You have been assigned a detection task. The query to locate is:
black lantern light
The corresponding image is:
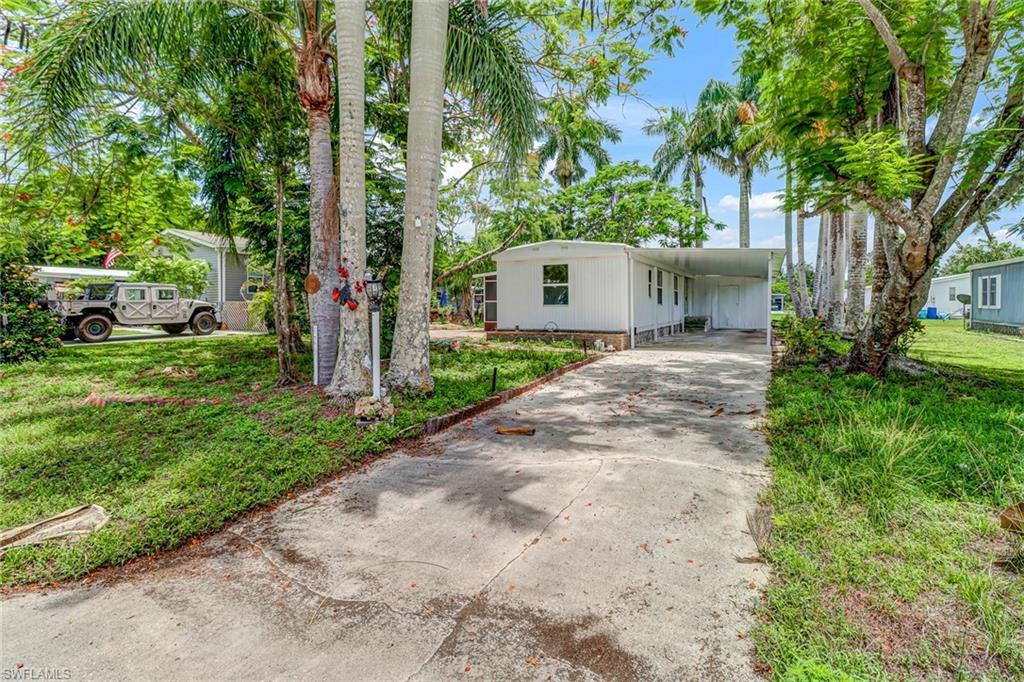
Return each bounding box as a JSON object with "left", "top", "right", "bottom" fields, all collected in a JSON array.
[{"left": 364, "top": 269, "right": 384, "bottom": 311}]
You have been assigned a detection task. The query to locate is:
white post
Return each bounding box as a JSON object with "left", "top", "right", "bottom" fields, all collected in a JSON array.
[{"left": 371, "top": 308, "right": 381, "bottom": 400}]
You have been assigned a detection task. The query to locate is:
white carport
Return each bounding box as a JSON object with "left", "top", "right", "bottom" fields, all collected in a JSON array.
[{"left": 628, "top": 247, "right": 782, "bottom": 349}]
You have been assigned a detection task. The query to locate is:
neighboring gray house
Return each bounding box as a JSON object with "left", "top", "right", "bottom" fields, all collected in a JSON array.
[
  {"left": 968, "top": 255, "right": 1024, "bottom": 336},
  {"left": 163, "top": 229, "right": 264, "bottom": 331}
]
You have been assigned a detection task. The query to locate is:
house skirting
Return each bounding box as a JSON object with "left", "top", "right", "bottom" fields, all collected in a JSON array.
[
  {"left": 487, "top": 329, "right": 629, "bottom": 351},
  {"left": 969, "top": 320, "right": 1024, "bottom": 337}
]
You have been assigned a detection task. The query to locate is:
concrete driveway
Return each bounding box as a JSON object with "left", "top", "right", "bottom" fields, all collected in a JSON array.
[{"left": 2, "top": 334, "right": 771, "bottom": 681}]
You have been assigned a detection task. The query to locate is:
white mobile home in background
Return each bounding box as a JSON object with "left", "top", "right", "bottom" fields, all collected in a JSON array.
[
  {"left": 490, "top": 240, "right": 781, "bottom": 349},
  {"left": 926, "top": 272, "right": 971, "bottom": 316}
]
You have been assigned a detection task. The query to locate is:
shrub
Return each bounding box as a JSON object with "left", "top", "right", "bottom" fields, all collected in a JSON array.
[
  {"left": 775, "top": 315, "right": 841, "bottom": 365},
  {"left": 248, "top": 288, "right": 275, "bottom": 331},
  {"left": 892, "top": 317, "right": 925, "bottom": 356},
  {"left": 0, "top": 260, "right": 63, "bottom": 364}
]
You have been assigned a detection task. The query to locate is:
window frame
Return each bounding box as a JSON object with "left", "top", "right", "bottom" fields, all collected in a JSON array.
[
  {"left": 123, "top": 288, "right": 147, "bottom": 302},
  {"left": 656, "top": 270, "right": 663, "bottom": 305},
  {"left": 673, "top": 275, "right": 679, "bottom": 306},
  {"left": 647, "top": 269, "right": 652, "bottom": 298},
  {"left": 979, "top": 274, "right": 1001, "bottom": 309},
  {"left": 157, "top": 289, "right": 176, "bottom": 301},
  {"left": 542, "top": 263, "right": 569, "bottom": 307},
  {"left": 948, "top": 286, "right": 957, "bottom": 302}
]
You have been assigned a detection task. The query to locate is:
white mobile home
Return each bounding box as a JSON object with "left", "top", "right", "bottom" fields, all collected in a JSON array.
[
  {"left": 926, "top": 272, "right": 970, "bottom": 317},
  {"left": 490, "top": 240, "right": 782, "bottom": 349}
]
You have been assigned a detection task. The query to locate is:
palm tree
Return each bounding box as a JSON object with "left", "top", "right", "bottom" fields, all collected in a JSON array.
[
  {"left": 643, "top": 107, "right": 708, "bottom": 247},
  {"left": 328, "top": 0, "right": 371, "bottom": 400},
  {"left": 16, "top": 0, "right": 342, "bottom": 385},
  {"left": 536, "top": 96, "right": 622, "bottom": 189},
  {"left": 690, "top": 78, "right": 768, "bottom": 247},
  {"left": 384, "top": 0, "right": 540, "bottom": 393}
]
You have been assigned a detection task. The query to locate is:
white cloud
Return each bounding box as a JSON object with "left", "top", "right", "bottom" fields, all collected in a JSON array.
[
  {"left": 704, "top": 228, "right": 739, "bottom": 248},
  {"left": 715, "top": 192, "right": 783, "bottom": 220},
  {"left": 443, "top": 157, "right": 474, "bottom": 183}
]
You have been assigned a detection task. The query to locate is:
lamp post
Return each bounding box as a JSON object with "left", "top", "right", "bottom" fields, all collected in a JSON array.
[{"left": 364, "top": 269, "right": 384, "bottom": 400}]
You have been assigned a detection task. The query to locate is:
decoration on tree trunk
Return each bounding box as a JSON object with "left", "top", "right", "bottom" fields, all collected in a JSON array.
[
  {"left": 346, "top": 299, "right": 358, "bottom": 310},
  {"left": 331, "top": 288, "right": 340, "bottom": 303},
  {"left": 338, "top": 265, "right": 350, "bottom": 278},
  {"left": 303, "top": 274, "right": 321, "bottom": 295}
]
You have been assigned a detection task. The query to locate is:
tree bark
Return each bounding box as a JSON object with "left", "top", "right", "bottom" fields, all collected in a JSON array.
[
  {"left": 693, "top": 156, "right": 705, "bottom": 248},
  {"left": 796, "top": 212, "right": 810, "bottom": 317},
  {"left": 783, "top": 164, "right": 801, "bottom": 317},
  {"left": 328, "top": 0, "right": 372, "bottom": 401},
  {"left": 870, "top": 211, "right": 892, "bottom": 306},
  {"left": 273, "top": 171, "right": 297, "bottom": 386},
  {"left": 825, "top": 211, "right": 846, "bottom": 331},
  {"left": 297, "top": 1, "right": 339, "bottom": 386},
  {"left": 387, "top": 0, "right": 450, "bottom": 394},
  {"left": 738, "top": 160, "right": 750, "bottom": 248},
  {"left": 286, "top": 279, "right": 305, "bottom": 355},
  {"left": 812, "top": 215, "right": 828, "bottom": 315},
  {"left": 845, "top": 205, "right": 869, "bottom": 333}
]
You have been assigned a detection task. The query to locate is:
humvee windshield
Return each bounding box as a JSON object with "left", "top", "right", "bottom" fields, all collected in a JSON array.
[{"left": 82, "top": 283, "right": 116, "bottom": 300}]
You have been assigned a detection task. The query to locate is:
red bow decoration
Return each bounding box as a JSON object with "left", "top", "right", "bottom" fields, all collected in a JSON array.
[
  {"left": 338, "top": 266, "right": 350, "bottom": 278},
  {"left": 346, "top": 299, "right": 358, "bottom": 310},
  {"left": 331, "top": 288, "right": 340, "bottom": 302},
  {"left": 355, "top": 281, "right": 365, "bottom": 294}
]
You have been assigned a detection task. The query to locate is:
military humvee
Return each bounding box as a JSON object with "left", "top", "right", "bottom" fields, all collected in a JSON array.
[{"left": 53, "top": 282, "right": 220, "bottom": 343}]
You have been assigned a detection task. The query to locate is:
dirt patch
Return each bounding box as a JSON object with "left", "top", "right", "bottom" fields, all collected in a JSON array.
[
  {"left": 429, "top": 595, "right": 651, "bottom": 680},
  {"left": 828, "top": 587, "right": 1004, "bottom": 679}
]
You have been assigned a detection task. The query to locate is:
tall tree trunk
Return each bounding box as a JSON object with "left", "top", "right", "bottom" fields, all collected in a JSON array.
[
  {"left": 812, "top": 215, "right": 828, "bottom": 315},
  {"left": 297, "top": 3, "right": 339, "bottom": 386},
  {"left": 845, "top": 205, "right": 869, "bottom": 333},
  {"left": 783, "top": 164, "right": 801, "bottom": 316},
  {"left": 387, "top": 0, "right": 449, "bottom": 393},
  {"left": 796, "top": 212, "right": 810, "bottom": 317},
  {"left": 871, "top": 211, "right": 893, "bottom": 306},
  {"left": 286, "top": 280, "right": 305, "bottom": 355},
  {"left": 825, "top": 211, "right": 846, "bottom": 331},
  {"left": 273, "top": 171, "right": 297, "bottom": 386},
  {"left": 738, "top": 160, "right": 750, "bottom": 248},
  {"left": 328, "top": 0, "right": 372, "bottom": 401},
  {"left": 693, "top": 156, "right": 705, "bottom": 248}
]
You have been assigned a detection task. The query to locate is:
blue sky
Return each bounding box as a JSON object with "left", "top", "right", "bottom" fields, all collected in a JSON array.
[{"left": 591, "top": 9, "right": 1024, "bottom": 258}]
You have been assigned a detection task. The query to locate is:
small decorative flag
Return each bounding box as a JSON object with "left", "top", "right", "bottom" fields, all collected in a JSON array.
[{"left": 103, "top": 248, "right": 124, "bottom": 269}]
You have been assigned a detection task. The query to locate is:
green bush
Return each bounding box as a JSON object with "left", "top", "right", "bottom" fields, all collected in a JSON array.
[
  {"left": 0, "top": 260, "right": 64, "bottom": 364},
  {"left": 129, "top": 256, "right": 210, "bottom": 299},
  {"left": 248, "top": 288, "right": 275, "bottom": 331},
  {"left": 775, "top": 315, "right": 841, "bottom": 365}
]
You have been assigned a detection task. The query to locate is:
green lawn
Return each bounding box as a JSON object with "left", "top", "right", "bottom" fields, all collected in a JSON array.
[
  {"left": 0, "top": 336, "right": 584, "bottom": 586},
  {"left": 908, "top": 319, "right": 1024, "bottom": 382},
  {"left": 762, "top": 323, "right": 1024, "bottom": 679}
]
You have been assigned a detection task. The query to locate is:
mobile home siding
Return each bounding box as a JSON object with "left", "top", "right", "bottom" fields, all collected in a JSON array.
[
  {"left": 222, "top": 252, "right": 249, "bottom": 302},
  {"left": 926, "top": 273, "right": 970, "bottom": 316},
  {"left": 631, "top": 258, "right": 685, "bottom": 334},
  {"left": 190, "top": 244, "right": 221, "bottom": 304},
  {"left": 972, "top": 261, "right": 1024, "bottom": 328},
  {"left": 496, "top": 254, "right": 629, "bottom": 332},
  {"left": 690, "top": 276, "right": 769, "bottom": 330}
]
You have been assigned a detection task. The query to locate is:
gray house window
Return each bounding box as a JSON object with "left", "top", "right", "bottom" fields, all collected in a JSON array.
[
  {"left": 979, "top": 274, "right": 1001, "bottom": 309},
  {"left": 948, "top": 286, "right": 956, "bottom": 302},
  {"left": 543, "top": 264, "right": 569, "bottom": 306}
]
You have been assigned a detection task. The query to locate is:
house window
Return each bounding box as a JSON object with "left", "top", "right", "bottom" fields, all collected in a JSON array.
[
  {"left": 124, "top": 288, "right": 146, "bottom": 301},
  {"left": 948, "top": 286, "right": 957, "bottom": 302},
  {"left": 979, "top": 274, "right": 1001, "bottom": 309},
  {"left": 157, "top": 289, "right": 176, "bottom": 301},
  {"left": 656, "top": 270, "right": 663, "bottom": 305},
  {"left": 542, "top": 264, "right": 569, "bottom": 306},
  {"left": 647, "top": 269, "right": 652, "bottom": 298},
  {"left": 673, "top": 275, "right": 679, "bottom": 306}
]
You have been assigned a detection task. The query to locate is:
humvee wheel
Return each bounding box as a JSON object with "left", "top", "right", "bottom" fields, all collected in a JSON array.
[
  {"left": 76, "top": 314, "right": 113, "bottom": 343},
  {"left": 191, "top": 311, "right": 217, "bottom": 336},
  {"left": 161, "top": 323, "right": 188, "bottom": 335}
]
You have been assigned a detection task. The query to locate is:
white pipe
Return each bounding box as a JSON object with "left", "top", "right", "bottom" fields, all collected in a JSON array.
[
  {"left": 627, "top": 252, "right": 635, "bottom": 349},
  {"left": 311, "top": 322, "right": 319, "bottom": 386},
  {"left": 767, "top": 254, "right": 773, "bottom": 350},
  {"left": 372, "top": 309, "right": 381, "bottom": 400}
]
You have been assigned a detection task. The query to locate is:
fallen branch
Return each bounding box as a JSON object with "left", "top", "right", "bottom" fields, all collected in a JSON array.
[{"left": 432, "top": 220, "right": 527, "bottom": 285}]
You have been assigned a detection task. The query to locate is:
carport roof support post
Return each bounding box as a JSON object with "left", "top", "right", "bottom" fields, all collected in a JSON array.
[{"left": 766, "top": 255, "right": 773, "bottom": 350}]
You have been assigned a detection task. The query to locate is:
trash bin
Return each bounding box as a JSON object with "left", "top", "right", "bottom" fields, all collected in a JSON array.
[{"left": 926, "top": 307, "right": 938, "bottom": 319}]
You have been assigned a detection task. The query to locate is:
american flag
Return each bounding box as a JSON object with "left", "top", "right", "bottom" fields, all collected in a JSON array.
[{"left": 102, "top": 248, "right": 124, "bottom": 269}]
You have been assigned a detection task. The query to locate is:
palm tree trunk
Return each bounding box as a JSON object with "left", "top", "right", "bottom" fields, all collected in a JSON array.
[
  {"left": 297, "top": 2, "right": 339, "bottom": 386},
  {"left": 783, "top": 164, "right": 801, "bottom": 316},
  {"left": 693, "top": 156, "right": 705, "bottom": 248},
  {"left": 273, "top": 170, "right": 297, "bottom": 386},
  {"left": 871, "top": 211, "right": 892, "bottom": 306},
  {"left": 328, "top": 0, "right": 372, "bottom": 400},
  {"left": 825, "top": 211, "right": 846, "bottom": 332},
  {"left": 844, "top": 205, "right": 868, "bottom": 334},
  {"left": 387, "top": 0, "right": 449, "bottom": 393},
  {"left": 796, "top": 212, "right": 810, "bottom": 317},
  {"left": 738, "top": 159, "right": 750, "bottom": 248},
  {"left": 812, "top": 215, "right": 828, "bottom": 315}
]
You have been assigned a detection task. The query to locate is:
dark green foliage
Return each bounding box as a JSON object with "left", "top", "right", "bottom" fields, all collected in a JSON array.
[
  {"left": 774, "top": 315, "right": 841, "bottom": 365},
  {"left": 0, "top": 261, "right": 63, "bottom": 364},
  {"left": 939, "top": 241, "right": 1024, "bottom": 277}
]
